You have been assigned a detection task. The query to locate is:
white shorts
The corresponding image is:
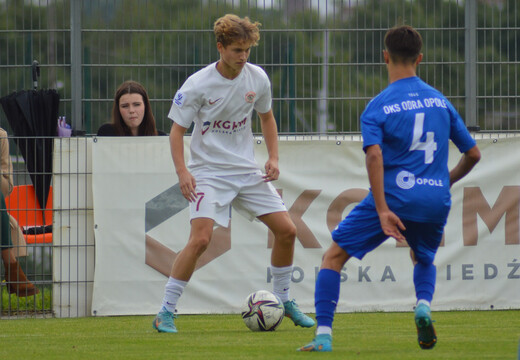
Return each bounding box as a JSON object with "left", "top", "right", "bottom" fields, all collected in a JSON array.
[{"left": 189, "top": 172, "right": 287, "bottom": 227}]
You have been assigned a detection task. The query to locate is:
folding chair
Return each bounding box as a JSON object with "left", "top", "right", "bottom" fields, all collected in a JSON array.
[{"left": 5, "top": 185, "right": 53, "bottom": 244}]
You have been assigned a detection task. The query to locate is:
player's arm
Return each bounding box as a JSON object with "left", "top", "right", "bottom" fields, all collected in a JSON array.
[
  {"left": 365, "top": 144, "right": 406, "bottom": 242},
  {"left": 169, "top": 122, "right": 197, "bottom": 202},
  {"left": 258, "top": 109, "right": 280, "bottom": 182},
  {"left": 449, "top": 145, "right": 481, "bottom": 187}
]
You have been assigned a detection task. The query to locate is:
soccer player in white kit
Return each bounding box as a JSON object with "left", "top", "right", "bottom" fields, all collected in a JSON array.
[{"left": 152, "top": 14, "right": 315, "bottom": 333}]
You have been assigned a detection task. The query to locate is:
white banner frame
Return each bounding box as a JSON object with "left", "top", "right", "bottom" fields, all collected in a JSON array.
[{"left": 91, "top": 137, "right": 520, "bottom": 316}]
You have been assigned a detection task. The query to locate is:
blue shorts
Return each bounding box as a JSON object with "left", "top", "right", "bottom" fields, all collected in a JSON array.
[{"left": 331, "top": 200, "right": 445, "bottom": 265}]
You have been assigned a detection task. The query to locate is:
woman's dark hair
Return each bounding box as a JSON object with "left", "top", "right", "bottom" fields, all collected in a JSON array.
[{"left": 111, "top": 80, "right": 158, "bottom": 136}]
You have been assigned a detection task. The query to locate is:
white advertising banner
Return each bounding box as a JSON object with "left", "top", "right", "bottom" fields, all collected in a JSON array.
[{"left": 91, "top": 136, "right": 520, "bottom": 316}]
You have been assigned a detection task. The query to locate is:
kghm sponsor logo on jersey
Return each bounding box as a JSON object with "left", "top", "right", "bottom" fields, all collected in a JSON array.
[
  {"left": 201, "top": 117, "right": 247, "bottom": 135},
  {"left": 396, "top": 170, "right": 444, "bottom": 190}
]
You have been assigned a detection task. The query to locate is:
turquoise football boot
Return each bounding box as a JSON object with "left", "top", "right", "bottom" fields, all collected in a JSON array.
[
  {"left": 283, "top": 299, "right": 315, "bottom": 328},
  {"left": 152, "top": 307, "right": 178, "bottom": 333},
  {"left": 298, "top": 334, "right": 332, "bottom": 352},
  {"left": 415, "top": 303, "right": 437, "bottom": 349}
]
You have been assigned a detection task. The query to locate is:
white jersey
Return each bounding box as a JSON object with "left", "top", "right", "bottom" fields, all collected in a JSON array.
[{"left": 168, "top": 62, "right": 272, "bottom": 177}]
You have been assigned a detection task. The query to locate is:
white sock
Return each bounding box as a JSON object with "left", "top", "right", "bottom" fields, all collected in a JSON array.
[
  {"left": 417, "top": 299, "right": 431, "bottom": 308},
  {"left": 161, "top": 277, "right": 187, "bottom": 313},
  {"left": 316, "top": 326, "right": 332, "bottom": 336},
  {"left": 270, "top": 265, "right": 292, "bottom": 303}
]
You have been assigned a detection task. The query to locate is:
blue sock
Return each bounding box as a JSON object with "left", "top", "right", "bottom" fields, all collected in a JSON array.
[
  {"left": 314, "top": 268, "right": 341, "bottom": 328},
  {"left": 413, "top": 262, "right": 436, "bottom": 303}
]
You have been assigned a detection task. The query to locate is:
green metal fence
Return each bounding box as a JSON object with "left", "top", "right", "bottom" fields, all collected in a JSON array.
[{"left": 1, "top": 0, "right": 519, "bottom": 136}]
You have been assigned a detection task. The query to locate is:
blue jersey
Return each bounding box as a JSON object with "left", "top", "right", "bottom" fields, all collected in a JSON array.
[{"left": 361, "top": 76, "right": 476, "bottom": 223}]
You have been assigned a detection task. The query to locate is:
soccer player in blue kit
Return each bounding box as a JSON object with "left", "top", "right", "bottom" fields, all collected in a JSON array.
[{"left": 299, "top": 25, "right": 481, "bottom": 352}]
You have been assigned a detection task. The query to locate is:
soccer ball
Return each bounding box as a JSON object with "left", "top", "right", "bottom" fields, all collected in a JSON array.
[{"left": 241, "top": 290, "right": 285, "bottom": 331}]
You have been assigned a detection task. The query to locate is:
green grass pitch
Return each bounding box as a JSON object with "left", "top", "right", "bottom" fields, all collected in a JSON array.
[{"left": 1, "top": 310, "right": 519, "bottom": 359}]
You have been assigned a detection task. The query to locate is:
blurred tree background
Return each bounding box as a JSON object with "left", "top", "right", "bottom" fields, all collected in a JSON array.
[{"left": 0, "top": 0, "right": 519, "bottom": 135}]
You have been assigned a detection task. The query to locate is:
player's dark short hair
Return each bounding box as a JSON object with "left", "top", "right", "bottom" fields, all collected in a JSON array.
[{"left": 384, "top": 25, "right": 423, "bottom": 64}]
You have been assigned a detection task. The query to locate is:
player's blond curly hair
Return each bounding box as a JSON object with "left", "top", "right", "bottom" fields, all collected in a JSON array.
[{"left": 214, "top": 14, "right": 261, "bottom": 47}]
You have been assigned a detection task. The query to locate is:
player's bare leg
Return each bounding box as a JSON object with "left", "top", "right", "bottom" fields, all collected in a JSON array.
[
  {"left": 153, "top": 218, "right": 214, "bottom": 333},
  {"left": 170, "top": 218, "right": 215, "bottom": 281},
  {"left": 259, "top": 211, "right": 295, "bottom": 267},
  {"left": 259, "top": 211, "right": 315, "bottom": 328},
  {"left": 321, "top": 242, "right": 351, "bottom": 272}
]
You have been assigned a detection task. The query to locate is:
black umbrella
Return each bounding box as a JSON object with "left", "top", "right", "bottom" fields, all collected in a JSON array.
[{"left": 0, "top": 61, "right": 59, "bottom": 210}]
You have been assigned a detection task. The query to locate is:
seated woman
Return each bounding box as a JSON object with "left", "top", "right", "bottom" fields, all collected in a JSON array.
[
  {"left": 97, "top": 80, "right": 166, "bottom": 136},
  {"left": 0, "top": 128, "right": 37, "bottom": 297},
  {"left": 0, "top": 127, "right": 27, "bottom": 259},
  {"left": 1, "top": 190, "right": 39, "bottom": 297}
]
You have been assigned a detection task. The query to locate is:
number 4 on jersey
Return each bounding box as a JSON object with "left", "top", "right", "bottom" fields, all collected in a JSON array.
[{"left": 409, "top": 113, "right": 437, "bottom": 164}]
